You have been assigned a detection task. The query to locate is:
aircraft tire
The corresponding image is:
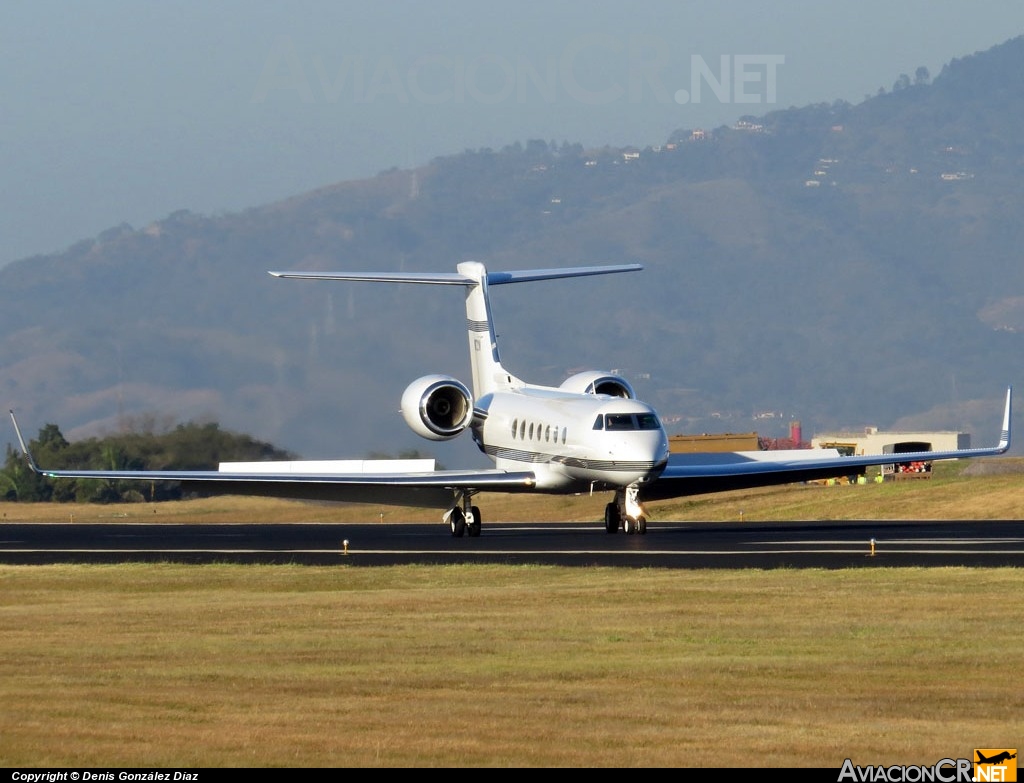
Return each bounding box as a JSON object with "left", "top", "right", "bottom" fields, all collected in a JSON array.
[
  {"left": 604, "top": 503, "right": 620, "bottom": 534},
  {"left": 623, "top": 517, "right": 635, "bottom": 535},
  {"left": 637, "top": 516, "right": 647, "bottom": 535},
  {"left": 468, "top": 506, "right": 482, "bottom": 537},
  {"left": 450, "top": 509, "right": 466, "bottom": 538}
]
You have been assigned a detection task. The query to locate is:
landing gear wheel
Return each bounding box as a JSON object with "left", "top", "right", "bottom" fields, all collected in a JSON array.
[
  {"left": 468, "top": 505, "right": 482, "bottom": 537},
  {"left": 450, "top": 508, "right": 466, "bottom": 538},
  {"left": 624, "top": 517, "right": 635, "bottom": 535},
  {"left": 637, "top": 516, "right": 647, "bottom": 535},
  {"left": 604, "top": 502, "right": 620, "bottom": 534}
]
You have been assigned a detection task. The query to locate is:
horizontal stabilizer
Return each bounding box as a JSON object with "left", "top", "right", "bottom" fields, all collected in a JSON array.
[
  {"left": 484, "top": 264, "right": 642, "bottom": 285},
  {"left": 269, "top": 270, "right": 473, "bottom": 285},
  {"left": 268, "top": 263, "right": 642, "bottom": 287}
]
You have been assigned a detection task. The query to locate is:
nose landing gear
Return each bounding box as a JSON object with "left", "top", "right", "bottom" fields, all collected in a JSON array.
[{"left": 604, "top": 486, "right": 647, "bottom": 534}]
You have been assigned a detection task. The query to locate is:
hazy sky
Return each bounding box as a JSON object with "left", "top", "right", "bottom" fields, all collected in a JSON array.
[{"left": 3, "top": 1, "right": 1024, "bottom": 267}]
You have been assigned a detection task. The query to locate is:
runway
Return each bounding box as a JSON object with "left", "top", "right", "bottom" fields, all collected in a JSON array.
[{"left": 2, "top": 519, "right": 1023, "bottom": 567}]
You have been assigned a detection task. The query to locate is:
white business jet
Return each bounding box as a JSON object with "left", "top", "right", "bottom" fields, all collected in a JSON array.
[{"left": 10, "top": 262, "right": 1013, "bottom": 536}]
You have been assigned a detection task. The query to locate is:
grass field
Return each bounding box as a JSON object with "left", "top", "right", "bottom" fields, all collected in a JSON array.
[{"left": 0, "top": 459, "right": 1021, "bottom": 767}]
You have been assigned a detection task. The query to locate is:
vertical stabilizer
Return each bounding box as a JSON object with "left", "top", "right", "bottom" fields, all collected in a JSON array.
[{"left": 457, "top": 261, "right": 518, "bottom": 398}]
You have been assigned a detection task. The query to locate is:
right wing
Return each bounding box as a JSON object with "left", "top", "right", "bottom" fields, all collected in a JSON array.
[{"left": 8, "top": 412, "right": 535, "bottom": 509}]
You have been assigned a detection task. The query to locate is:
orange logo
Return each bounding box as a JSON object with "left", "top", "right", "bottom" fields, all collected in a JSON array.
[{"left": 974, "top": 750, "right": 1017, "bottom": 782}]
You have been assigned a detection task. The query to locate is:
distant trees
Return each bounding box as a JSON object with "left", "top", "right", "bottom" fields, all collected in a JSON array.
[
  {"left": 893, "top": 73, "right": 912, "bottom": 91},
  {"left": 891, "top": 67, "right": 930, "bottom": 92},
  {"left": 0, "top": 421, "right": 294, "bottom": 503}
]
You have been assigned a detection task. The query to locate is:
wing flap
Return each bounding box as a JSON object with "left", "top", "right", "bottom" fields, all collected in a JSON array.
[{"left": 177, "top": 469, "right": 538, "bottom": 507}]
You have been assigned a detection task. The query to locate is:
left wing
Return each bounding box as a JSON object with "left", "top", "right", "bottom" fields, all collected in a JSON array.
[
  {"left": 641, "top": 388, "right": 1012, "bottom": 501},
  {"left": 8, "top": 412, "right": 535, "bottom": 509}
]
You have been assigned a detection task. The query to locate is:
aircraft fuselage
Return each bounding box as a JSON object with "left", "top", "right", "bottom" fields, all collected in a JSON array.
[{"left": 472, "top": 388, "right": 669, "bottom": 492}]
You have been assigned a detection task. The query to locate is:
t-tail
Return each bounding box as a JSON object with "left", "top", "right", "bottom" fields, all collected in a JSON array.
[
  {"left": 457, "top": 261, "right": 514, "bottom": 397},
  {"left": 269, "top": 262, "right": 642, "bottom": 399}
]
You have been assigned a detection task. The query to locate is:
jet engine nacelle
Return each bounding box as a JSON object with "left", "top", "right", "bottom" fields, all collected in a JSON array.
[
  {"left": 559, "top": 370, "right": 636, "bottom": 399},
  {"left": 401, "top": 374, "right": 474, "bottom": 441}
]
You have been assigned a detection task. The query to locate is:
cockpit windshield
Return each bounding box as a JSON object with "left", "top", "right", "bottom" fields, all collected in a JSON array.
[{"left": 592, "top": 412, "right": 661, "bottom": 431}]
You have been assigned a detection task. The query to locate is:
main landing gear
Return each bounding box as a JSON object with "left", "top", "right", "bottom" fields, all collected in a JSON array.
[
  {"left": 604, "top": 486, "right": 647, "bottom": 535},
  {"left": 445, "top": 488, "right": 647, "bottom": 538},
  {"left": 447, "top": 492, "right": 482, "bottom": 538}
]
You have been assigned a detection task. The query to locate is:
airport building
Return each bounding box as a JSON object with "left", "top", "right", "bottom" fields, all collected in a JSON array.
[{"left": 810, "top": 427, "right": 970, "bottom": 478}]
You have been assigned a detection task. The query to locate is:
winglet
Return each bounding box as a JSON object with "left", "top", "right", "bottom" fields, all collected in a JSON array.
[
  {"left": 999, "top": 386, "right": 1012, "bottom": 452},
  {"left": 8, "top": 411, "right": 41, "bottom": 474}
]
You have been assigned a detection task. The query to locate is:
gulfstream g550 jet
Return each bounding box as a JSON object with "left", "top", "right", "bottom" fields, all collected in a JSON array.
[{"left": 10, "top": 262, "right": 1012, "bottom": 536}]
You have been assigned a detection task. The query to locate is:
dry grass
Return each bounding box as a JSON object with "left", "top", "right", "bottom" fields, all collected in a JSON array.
[{"left": 0, "top": 565, "right": 1020, "bottom": 767}]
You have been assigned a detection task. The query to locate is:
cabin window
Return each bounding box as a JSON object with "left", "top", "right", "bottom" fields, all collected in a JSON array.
[
  {"left": 520, "top": 421, "right": 526, "bottom": 439},
  {"left": 512, "top": 418, "right": 518, "bottom": 439},
  {"left": 529, "top": 423, "right": 534, "bottom": 440},
  {"left": 545, "top": 425, "right": 550, "bottom": 442},
  {"left": 562, "top": 427, "right": 567, "bottom": 444}
]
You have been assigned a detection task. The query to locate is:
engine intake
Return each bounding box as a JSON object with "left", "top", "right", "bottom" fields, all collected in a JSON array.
[
  {"left": 559, "top": 370, "right": 636, "bottom": 399},
  {"left": 401, "top": 375, "right": 474, "bottom": 441}
]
